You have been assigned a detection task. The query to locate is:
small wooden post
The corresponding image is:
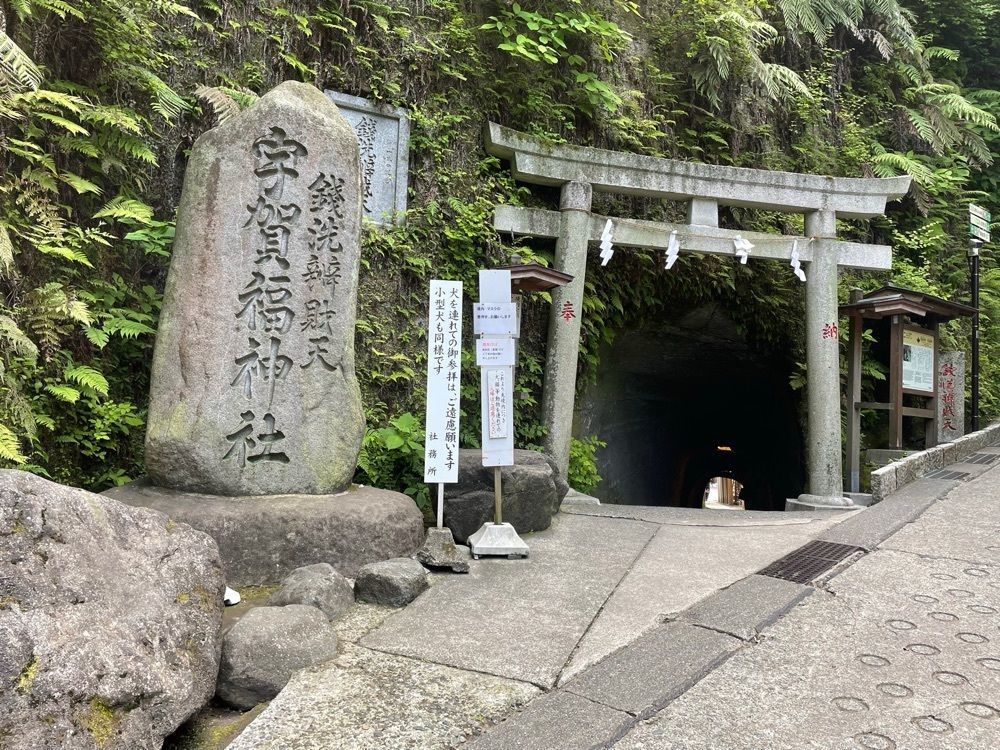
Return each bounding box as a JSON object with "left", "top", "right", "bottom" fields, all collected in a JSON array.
[
  {"left": 436, "top": 482, "right": 445, "bottom": 529},
  {"left": 889, "top": 314, "right": 904, "bottom": 448},
  {"left": 927, "top": 321, "right": 940, "bottom": 448}
]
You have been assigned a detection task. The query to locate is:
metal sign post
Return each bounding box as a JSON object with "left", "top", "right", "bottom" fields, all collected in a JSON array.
[
  {"left": 468, "top": 269, "right": 528, "bottom": 559},
  {"left": 969, "top": 204, "right": 989, "bottom": 431},
  {"left": 417, "top": 279, "right": 468, "bottom": 573}
]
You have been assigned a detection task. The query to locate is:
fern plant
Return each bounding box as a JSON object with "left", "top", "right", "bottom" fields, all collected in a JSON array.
[{"left": 0, "top": 0, "right": 189, "bottom": 482}]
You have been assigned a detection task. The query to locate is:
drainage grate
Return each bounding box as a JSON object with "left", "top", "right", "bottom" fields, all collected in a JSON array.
[
  {"left": 965, "top": 453, "right": 998, "bottom": 465},
  {"left": 758, "top": 541, "right": 863, "bottom": 584},
  {"left": 925, "top": 468, "right": 972, "bottom": 480}
]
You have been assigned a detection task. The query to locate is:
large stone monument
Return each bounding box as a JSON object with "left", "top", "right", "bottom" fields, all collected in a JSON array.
[
  {"left": 146, "top": 82, "right": 364, "bottom": 495},
  {"left": 108, "top": 82, "right": 423, "bottom": 584}
]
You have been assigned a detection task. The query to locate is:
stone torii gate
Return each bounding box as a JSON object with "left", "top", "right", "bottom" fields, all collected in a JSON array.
[{"left": 485, "top": 123, "right": 912, "bottom": 508}]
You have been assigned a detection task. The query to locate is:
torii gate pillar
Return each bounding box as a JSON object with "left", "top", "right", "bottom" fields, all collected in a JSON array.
[
  {"left": 800, "top": 210, "right": 851, "bottom": 507},
  {"left": 541, "top": 181, "right": 592, "bottom": 476}
]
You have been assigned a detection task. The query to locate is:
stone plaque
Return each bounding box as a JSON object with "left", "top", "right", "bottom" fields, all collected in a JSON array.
[
  {"left": 145, "top": 81, "right": 365, "bottom": 496},
  {"left": 323, "top": 90, "right": 409, "bottom": 225},
  {"left": 937, "top": 351, "right": 965, "bottom": 443}
]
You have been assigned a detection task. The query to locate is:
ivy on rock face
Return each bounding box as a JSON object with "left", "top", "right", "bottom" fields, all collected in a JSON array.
[{"left": 0, "top": 0, "right": 997, "bottom": 496}]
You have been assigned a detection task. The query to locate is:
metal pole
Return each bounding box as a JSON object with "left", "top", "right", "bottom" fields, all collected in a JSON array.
[
  {"left": 969, "top": 239, "right": 982, "bottom": 431},
  {"left": 493, "top": 467, "right": 502, "bottom": 525},
  {"left": 436, "top": 482, "right": 444, "bottom": 529}
]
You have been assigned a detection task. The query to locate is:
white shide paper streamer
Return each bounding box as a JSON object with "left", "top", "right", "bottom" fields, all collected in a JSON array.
[
  {"left": 790, "top": 239, "right": 806, "bottom": 282},
  {"left": 599, "top": 219, "right": 615, "bottom": 266}
]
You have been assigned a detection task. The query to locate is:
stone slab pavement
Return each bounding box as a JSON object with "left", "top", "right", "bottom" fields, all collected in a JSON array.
[
  {"left": 226, "top": 642, "right": 539, "bottom": 750},
  {"left": 363, "top": 507, "right": 847, "bottom": 688},
  {"left": 227, "top": 500, "right": 849, "bottom": 748},
  {"left": 459, "top": 454, "right": 1000, "bottom": 750}
]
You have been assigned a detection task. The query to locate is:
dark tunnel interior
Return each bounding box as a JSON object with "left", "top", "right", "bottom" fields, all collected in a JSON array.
[{"left": 577, "top": 305, "right": 806, "bottom": 511}]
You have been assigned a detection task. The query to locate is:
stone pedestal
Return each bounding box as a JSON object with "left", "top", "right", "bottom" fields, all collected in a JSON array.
[
  {"left": 104, "top": 480, "right": 424, "bottom": 585},
  {"left": 444, "top": 449, "right": 568, "bottom": 543}
]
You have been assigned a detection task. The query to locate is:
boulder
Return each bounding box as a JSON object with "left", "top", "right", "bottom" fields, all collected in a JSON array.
[
  {"left": 0, "top": 470, "right": 225, "bottom": 749},
  {"left": 413, "top": 526, "right": 469, "bottom": 573},
  {"left": 354, "top": 558, "right": 428, "bottom": 607},
  {"left": 217, "top": 605, "right": 338, "bottom": 710},
  {"left": 444, "top": 449, "right": 568, "bottom": 543},
  {"left": 268, "top": 563, "right": 354, "bottom": 620},
  {"left": 145, "top": 81, "right": 365, "bottom": 496},
  {"left": 104, "top": 480, "right": 425, "bottom": 585}
]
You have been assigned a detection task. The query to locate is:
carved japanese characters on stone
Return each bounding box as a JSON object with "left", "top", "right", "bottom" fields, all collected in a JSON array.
[{"left": 145, "top": 81, "right": 365, "bottom": 496}]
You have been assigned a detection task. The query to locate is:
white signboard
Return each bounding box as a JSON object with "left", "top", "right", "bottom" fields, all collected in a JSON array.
[
  {"left": 481, "top": 364, "right": 514, "bottom": 465},
  {"left": 423, "top": 280, "right": 462, "bottom": 483},
  {"left": 902, "top": 328, "right": 935, "bottom": 394},
  {"left": 970, "top": 204, "right": 991, "bottom": 243},
  {"left": 476, "top": 338, "right": 516, "bottom": 367},
  {"left": 473, "top": 302, "right": 518, "bottom": 336},
  {"left": 486, "top": 369, "right": 509, "bottom": 438},
  {"left": 478, "top": 270, "right": 515, "bottom": 467}
]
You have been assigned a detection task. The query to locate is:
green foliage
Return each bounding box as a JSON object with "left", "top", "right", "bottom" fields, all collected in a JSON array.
[
  {"left": 481, "top": 1, "right": 638, "bottom": 114},
  {"left": 0, "top": 0, "right": 182, "bottom": 482},
  {"left": 356, "top": 413, "right": 431, "bottom": 518},
  {"left": 567, "top": 435, "right": 605, "bottom": 493},
  {"left": 1, "top": 0, "right": 997, "bottom": 493}
]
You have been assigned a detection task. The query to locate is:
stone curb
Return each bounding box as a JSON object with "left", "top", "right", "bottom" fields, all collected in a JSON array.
[
  {"left": 679, "top": 574, "right": 813, "bottom": 641},
  {"left": 870, "top": 420, "right": 1000, "bottom": 501},
  {"left": 457, "top": 572, "right": 819, "bottom": 748},
  {"left": 818, "top": 477, "right": 958, "bottom": 551}
]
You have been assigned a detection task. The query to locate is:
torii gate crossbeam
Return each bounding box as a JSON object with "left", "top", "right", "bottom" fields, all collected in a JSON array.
[{"left": 485, "top": 123, "right": 911, "bottom": 508}]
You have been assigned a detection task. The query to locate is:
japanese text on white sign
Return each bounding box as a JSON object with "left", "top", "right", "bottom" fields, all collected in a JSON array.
[
  {"left": 902, "top": 328, "right": 935, "bottom": 393},
  {"left": 476, "top": 338, "right": 516, "bottom": 367},
  {"left": 473, "top": 302, "right": 518, "bottom": 336},
  {"left": 423, "top": 280, "right": 462, "bottom": 482}
]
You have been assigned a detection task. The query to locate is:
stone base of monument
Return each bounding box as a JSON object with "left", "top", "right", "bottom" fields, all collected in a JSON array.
[
  {"left": 784, "top": 493, "right": 857, "bottom": 513},
  {"left": 104, "top": 479, "right": 424, "bottom": 586},
  {"left": 468, "top": 522, "right": 529, "bottom": 559},
  {"left": 414, "top": 527, "right": 470, "bottom": 573}
]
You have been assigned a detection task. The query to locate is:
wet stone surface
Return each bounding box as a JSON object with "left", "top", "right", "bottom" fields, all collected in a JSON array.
[{"left": 615, "top": 546, "right": 1000, "bottom": 749}]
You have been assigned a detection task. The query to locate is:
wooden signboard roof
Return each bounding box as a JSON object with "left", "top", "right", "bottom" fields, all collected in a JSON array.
[{"left": 839, "top": 284, "right": 976, "bottom": 321}]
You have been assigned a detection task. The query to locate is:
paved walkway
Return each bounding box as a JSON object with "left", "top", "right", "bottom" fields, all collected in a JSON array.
[
  {"left": 464, "top": 450, "right": 1000, "bottom": 750},
  {"left": 225, "top": 447, "right": 1000, "bottom": 750},
  {"left": 228, "top": 501, "right": 849, "bottom": 748}
]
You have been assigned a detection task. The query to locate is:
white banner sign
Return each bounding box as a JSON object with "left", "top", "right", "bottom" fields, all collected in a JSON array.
[
  {"left": 473, "top": 302, "right": 518, "bottom": 336},
  {"left": 478, "top": 269, "right": 515, "bottom": 467},
  {"left": 424, "top": 280, "right": 462, "bottom": 483},
  {"left": 476, "top": 338, "right": 516, "bottom": 367}
]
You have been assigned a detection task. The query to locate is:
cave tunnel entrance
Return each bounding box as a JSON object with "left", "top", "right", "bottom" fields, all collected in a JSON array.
[{"left": 577, "top": 304, "right": 806, "bottom": 512}]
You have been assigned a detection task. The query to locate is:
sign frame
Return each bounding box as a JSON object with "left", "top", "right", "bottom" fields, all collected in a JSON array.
[{"left": 901, "top": 324, "right": 936, "bottom": 396}]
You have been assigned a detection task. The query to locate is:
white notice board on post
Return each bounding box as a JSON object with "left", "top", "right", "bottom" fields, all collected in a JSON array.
[
  {"left": 479, "top": 270, "right": 515, "bottom": 467},
  {"left": 476, "top": 338, "right": 516, "bottom": 367},
  {"left": 424, "top": 280, "right": 462, "bottom": 482},
  {"left": 902, "top": 328, "right": 935, "bottom": 394}
]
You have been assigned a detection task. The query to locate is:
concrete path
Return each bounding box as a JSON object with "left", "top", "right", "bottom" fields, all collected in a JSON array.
[
  {"left": 463, "top": 454, "right": 1000, "bottom": 750},
  {"left": 227, "top": 503, "right": 849, "bottom": 748},
  {"left": 362, "top": 506, "right": 848, "bottom": 689}
]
